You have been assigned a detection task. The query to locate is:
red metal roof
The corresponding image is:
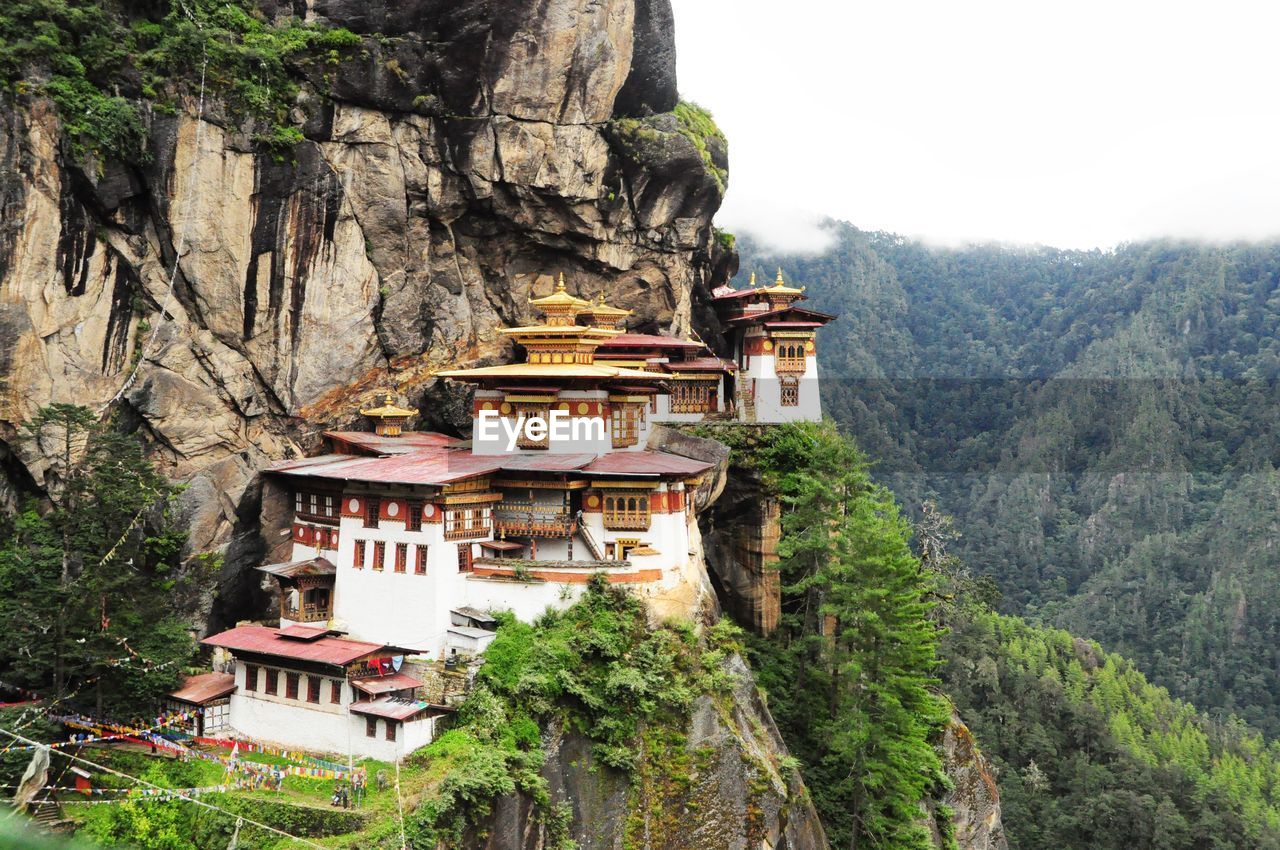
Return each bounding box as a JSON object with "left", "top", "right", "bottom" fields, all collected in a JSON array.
[
  {"left": 348, "top": 697, "right": 441, "bottom": 721},
  {"left": 325, "top": 431, "right": 460, "bottom": 456},
  {"left": 350, "top": 672, "right": 423, "bottom": 696},
  {"left": 762, "top": 321, "right": 825, "bottom": 329},
  {"left": 270, "top": 449, "right": 503, "bottom": 486},
  {"left": 597, "top": 333, "right": 704, "bottom": 350},
  {"left": 168, "top": 672, "right": 236, "bottom": 705},
  {"left": 479, "top": 539, "right": 524, "bottom": 551},
  {"left": 277, "top": 625, "right": 332, "bottom": 641},
  {"left": 257, "top": 558, "right": 336, "bottom": 580},
  {"left": 725, "top": 306, "right": 836, "bottom": 325},
  {"left": 667, "top": 357, "right": 734, "bottom": 373},
  {"left": 581, "top": 451, "right": 713, "bottom": 477},
  {"left": 202, "top": 625, "right": 390, "bottom": 667},
  {"left": 498, "top": 453, "right": 599, "bottom": 473}
]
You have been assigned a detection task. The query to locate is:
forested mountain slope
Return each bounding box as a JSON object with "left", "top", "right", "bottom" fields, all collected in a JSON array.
[{"left": 738, "top": 224, "right": 1280, "bottom": 734}]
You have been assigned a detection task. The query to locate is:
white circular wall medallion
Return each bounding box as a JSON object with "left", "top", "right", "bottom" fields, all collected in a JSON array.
[
  {"left": 387, "top": 501, "right": 400, "bottom": 517},
  {"left": 423, "top": 503, "right": 437, "bottom": 518},
  {"left": 348, "top": 498, "right": 360, "bottom": 513}
]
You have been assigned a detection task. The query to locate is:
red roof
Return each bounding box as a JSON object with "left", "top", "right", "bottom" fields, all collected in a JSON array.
[
  {"left": 277, "top": 624, "right": 331, "bottom": 641},
  {"left": 581, "top": 451, "right": 713, "bottom": 477},
  {"left": 169, "top": 672, "right": 236, "bottom": 705},
  {"left": 325, "top": 431, "right": 460, "bottom": 456},
  {"left": 350, "top": 672, "right": 423, "bottom": 696},
  {"left": 270, "top": 449, "right": 503, "bottom": 486},
  {"left": 349, "top": 697, "right": 442, "bottom": 721},
  {"left": 724, "top": 306, "right": 836, "bottom": 325},
  {"left": 202, "top": 625, "right": 391, "bottom": 667},
  {"left": 667, "top": 357, "right": 734, "bottom": 373},
  {"left": 597, "top": 333, "right": 704, "bottom": 350}
]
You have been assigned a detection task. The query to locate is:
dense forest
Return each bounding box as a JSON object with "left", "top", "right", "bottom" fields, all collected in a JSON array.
[{"left": 738, "top": 226, "right": 1280, "bottom": 737}]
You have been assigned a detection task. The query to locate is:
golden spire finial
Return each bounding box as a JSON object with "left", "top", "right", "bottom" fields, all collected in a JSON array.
[
  {"left": 776, "top": 268, "right": 785, "bottom": 285},
  {"left": 384, "top": 392, "right": 394, "bottom": 405},
  {"left": 556, "top": 272, "right": 566, "bottom": 292},
  {"left": 749, "top": 271, "right": 757, "bottom": 287},
  {"left": 596, "top": 292, "right": 607, "bottom": 305}
]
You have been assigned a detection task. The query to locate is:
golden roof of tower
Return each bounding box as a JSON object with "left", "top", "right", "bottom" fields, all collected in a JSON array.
[
  {"left": 580, "top": 292, "right": 632, "bottom": 320},
  {"left": 360, "top": 393, "right": 416, "bottom": 418},
  {"left": 759, "top": 268, "right": 805, "bottom": 295},
  {"left": 528, "top": 274, "right": 592, "bottom": 310}
]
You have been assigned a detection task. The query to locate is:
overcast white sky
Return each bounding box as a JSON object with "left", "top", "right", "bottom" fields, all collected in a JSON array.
[{"left": 671, "top": 0, "right": 1280, "bottom": 252}]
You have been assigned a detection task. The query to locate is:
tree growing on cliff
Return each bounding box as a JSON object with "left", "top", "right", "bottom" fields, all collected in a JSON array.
[
  {"left": 743, "top": 422, "right": 947, "bottom": 849},
  {"left": 0, "top": 405, "right": 194, "bottom": 715}
]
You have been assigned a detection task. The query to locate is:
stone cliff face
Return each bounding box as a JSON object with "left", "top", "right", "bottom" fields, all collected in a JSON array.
[
  {"left": 0, "top": 0, "right": 729, "bottom": 624},
  {"left": 467, "top": 654, "right": 828, "bottom": 850}
]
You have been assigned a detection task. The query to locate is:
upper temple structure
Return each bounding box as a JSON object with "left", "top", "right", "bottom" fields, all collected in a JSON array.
[{"left": 200, "top": 270, "right": 836, "bottom": 758}]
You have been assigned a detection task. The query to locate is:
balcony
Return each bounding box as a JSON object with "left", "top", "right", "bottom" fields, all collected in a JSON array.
[
  {"left": 774, "top": 357, "right": 806, "bottom": 375},
  {"left": 493, "top": 506, "right": 574, "bottom": 539},
  {"left": 281, "top": 602, "right": 331, "bottom": 623}
]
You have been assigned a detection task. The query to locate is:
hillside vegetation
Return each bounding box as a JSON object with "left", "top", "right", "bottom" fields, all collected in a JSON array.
[{"left": 739, "top": 226, "right": 1280, "bottom": 737}]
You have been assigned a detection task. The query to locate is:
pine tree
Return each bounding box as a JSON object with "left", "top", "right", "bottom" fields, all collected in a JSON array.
[
  {"left": 746, "top": 422, "right": 946, "bottom": 849},
  {"left": 0, "top": 406, "right": 196, "bottom": 715}
]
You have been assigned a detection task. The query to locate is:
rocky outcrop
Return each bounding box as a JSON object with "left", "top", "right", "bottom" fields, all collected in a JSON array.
[
  {"left": 0, "top": 0, "right": 728, "bottom": 627},
  {"left": 926, "top": 713, "right": 1009, "bottom": 850},
  {"left": 468, "top": 654, "right": 828, "bottom": 850},
  {"left": 695, "top": 425, "right": 784, "bottom": 635}
]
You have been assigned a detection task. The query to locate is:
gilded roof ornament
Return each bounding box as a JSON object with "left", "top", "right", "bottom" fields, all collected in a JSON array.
[{"left": 360, "top": 393, "right": 416, "bottom": 419}]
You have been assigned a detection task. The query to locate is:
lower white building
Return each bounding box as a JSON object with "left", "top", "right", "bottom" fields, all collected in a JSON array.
[{"left": 201, "top": 624, "right": 447, "bottom": 761}]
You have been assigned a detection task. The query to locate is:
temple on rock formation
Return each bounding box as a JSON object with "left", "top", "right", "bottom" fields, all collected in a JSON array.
[
  {"left": 201, "top": 270, "right": 835, "bottom": 759},
  {"left": 712, "top": 270, "right": 835, "bottom": 422}
]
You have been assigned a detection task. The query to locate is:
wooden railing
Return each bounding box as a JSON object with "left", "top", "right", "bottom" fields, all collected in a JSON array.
[
  {"left": 774, "top": 357, "right": 806, "bottom": 375},
  {"left": 282, "top": 602, "right": 330, "bottom": 623},
  {"left": 493, "top": 507, "right": 573, "bottom": 538}
]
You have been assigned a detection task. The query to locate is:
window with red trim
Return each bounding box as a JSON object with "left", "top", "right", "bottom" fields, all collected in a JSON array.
[
  {"left": 243, "top": 664, "right": 257, "bottom": 692},
  {"left": 394, "top": 542, "right": 408, "bottom": 573},
  {"left": 415, "top": 545, "right": 428, "bottom": 575},
  {"left": 366, "top": 717, "right": 377, "bottom": 738},
  {"left": 330, "top": 680, "right": 342, "bottom": 704},
  {"left": 307, "top": 676, "right": 320, "bottom": 704},
  {"left": 353, "top": 540, "right": 365, "bottom": 570},
  {"left": 385, "top": 720, "right": 397, "bottom": 742},
  {"left": 285, "top": 673, "right": 299, "bottom": 700},
  {"left": 264, "top": 669, "right": 278, "bottom": 695},
  {"left": 373, "top": 541, "right": 385, "bottom": 572}
]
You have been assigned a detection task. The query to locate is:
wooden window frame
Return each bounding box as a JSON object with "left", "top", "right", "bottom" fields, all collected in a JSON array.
[
  {"left": 364, "top": 497, "right": 381, "bottom": 529},
  {"left": 306, "top": 676, "right": 321, "bottom": 704},
  {"left": 602, "top": 492, "right": 651, "bottom": 530},
  {"left": 353, "top": 539, "right": 366, "bottom": 570},
  {"left": 244, "top": 664, "right": 257, "bottom": 693},
  {"left": 780, "top": 379, "right": 800, "bottom": 407},
  {"left": 444, "top": 505, "right": 492, "bottom": 540},
  {"left": 264, "top": 668, "right": 278, "bottom": 696},
  {"left": 610, "top": 404, "right": 641, "bottom": 448},
  {"left": 373, "top": 541, "right": 385, "bottom": 572},
  {"left": 515, "top": 403, "right": 550, "bottom": 449},
  {"left": 457, "top": 543, "right": 473, "bottom": 573},
  {"left": 285, "top": 672, "right": 299, "bottom": 700},
  {"left": 394, "top": 542, "right": 408, "bottom": 573},
  {"left": 407, "top": 500, "right": 423, "bottom": 532},
  {"left": 415, "top": 544, "right": 428, "bottom": 575},
  {"left": 330, "top": 680, "right": 342, "bottom": 704},
  {"left": 385, "top": 720, "right": 398, "bottom": 742},
  {"left": 366, "top": 717, "right": 377, "bottom": 738}
]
